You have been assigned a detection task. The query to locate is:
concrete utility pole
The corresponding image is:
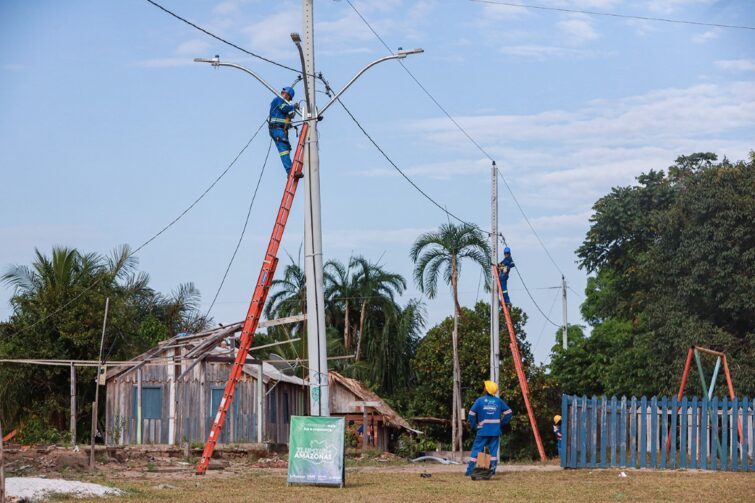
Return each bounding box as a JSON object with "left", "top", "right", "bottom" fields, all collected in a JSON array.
[
  {"left": 300, "top": 0, "right": 330, "bottom": 416},
  {"left": 490, "top": 162, "right": 499, "bottom": 386},
  {"left": 561, "top": 275, "right": 568, "bottom": 350},
  {"left": 195, "top": 0, "right": 422, "bottom": 418}
]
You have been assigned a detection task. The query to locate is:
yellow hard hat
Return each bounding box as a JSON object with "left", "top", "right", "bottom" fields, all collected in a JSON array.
[
  {"left": 554, "top": 415, "right": 562, "bottom": 424},
  {"left": 484, "top": 380, "right": 498, "bottom": 395}
]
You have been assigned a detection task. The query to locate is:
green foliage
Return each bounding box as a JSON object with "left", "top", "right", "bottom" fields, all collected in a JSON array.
[
  {"left": 558, "top": 152, "right": 755, "bottom": 398},
  {"left": 16, "top": 415, "right": 64, "bottom": 445},
  {"left": 0, "top": 245, "right": 211, "bottom": 439},
  {"left": 394, "top": 432, "right": 438, "bottom": 459},
  {"left": 411, "top": 301, "right": 560, "bottom": 460}
]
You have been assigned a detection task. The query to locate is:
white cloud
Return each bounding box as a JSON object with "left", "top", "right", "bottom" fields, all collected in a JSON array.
[
  {"left": 176, "top": 39, "right": 211, "bottom": 56},
  {"left": 500, "top": 44, "right": 609, "bottom": 59},
  {"left": 716, "top": 59, "right": 755, "bottom": 72},
  {"left": 557, "top": 16, "right": 599, "bottom": 44},
  {"left": 693, "top": 28, "right": 720, "bottom": 44},
  {"left": 242, "top": 12, "right": 299, "bottom": 60}
]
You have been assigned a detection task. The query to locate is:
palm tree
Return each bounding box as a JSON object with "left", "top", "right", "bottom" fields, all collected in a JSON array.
[
  {"left": 349, "top": 256, "right": 406, "bottom": 361},
  {"left": 324, "top": 259, "right": 357, "bottom": 352},
  {"left": 410, "top": 223, "right": 490, "bottom": 458}
]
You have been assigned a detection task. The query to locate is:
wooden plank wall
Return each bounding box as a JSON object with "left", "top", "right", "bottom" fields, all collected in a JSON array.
[
  {"left": 561, "top": 394, "right": 754, "bottom": 471},
  {"left": 106, "top": 353, "right": 306, "bottom": 445}
]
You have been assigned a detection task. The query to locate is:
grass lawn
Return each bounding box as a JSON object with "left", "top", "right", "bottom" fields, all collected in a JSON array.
[{"left": 54, "top": 467, "right": 754, "bottom": 502}]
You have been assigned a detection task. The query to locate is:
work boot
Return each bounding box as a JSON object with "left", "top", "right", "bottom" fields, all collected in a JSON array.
[
  {"left": 465, "top": 461, "right": 475, "bottom": 477},
  {"left": 294, "top": 171, "right": 304, "bottom": 180}
]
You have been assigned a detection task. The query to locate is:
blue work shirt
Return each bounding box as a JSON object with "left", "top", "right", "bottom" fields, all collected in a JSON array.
[
  {"left": 468, "top": 394, "right": 512, "bottom": 436},
  {"left": 269, "top": 96, "right": 295, "bottom": 128},
  {"left": 498, "top": 256, "right": 515, "bottom": 279}
]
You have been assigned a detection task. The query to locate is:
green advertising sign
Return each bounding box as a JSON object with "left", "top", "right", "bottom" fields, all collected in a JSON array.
[{"left": 287, "top": 416, "right": 345, "bottom": 487}]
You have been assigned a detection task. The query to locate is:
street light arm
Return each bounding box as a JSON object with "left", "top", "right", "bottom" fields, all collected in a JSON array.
[
  {"left": 194, "top": 58, "right": 304, "bottom": 117},
  {"left": 319, "top": 49, "right": 424, "bottom": 115},
  {"left": 290, "top": 33, "right": 313, "bottom": 116}
]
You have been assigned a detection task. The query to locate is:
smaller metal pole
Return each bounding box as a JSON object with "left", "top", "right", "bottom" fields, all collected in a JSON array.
[{"left": 561, "top": 276, "right": 568, "bottom": 350}]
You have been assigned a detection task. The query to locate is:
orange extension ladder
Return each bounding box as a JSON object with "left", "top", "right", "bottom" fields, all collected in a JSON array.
[
  {"left": 493, "top": 267, "right": 547, "bottom": 462},
  {"left": 196, "top": 123, "right": 309, "bottom": 474}
]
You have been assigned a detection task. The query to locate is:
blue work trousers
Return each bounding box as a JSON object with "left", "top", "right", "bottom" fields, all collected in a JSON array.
[
  {"left": 270, "top": 128, "right": 292, "bottom": 175},
  {"left": 466, "top": 435, "right": 500, "bottom": 476},
  {"left": 499, "top": 273, "right": 511, "bottom": 304}
]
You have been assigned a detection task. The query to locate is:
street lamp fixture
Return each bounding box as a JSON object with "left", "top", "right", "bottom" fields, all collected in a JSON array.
[{"left": 318, "top": 48, "right": 424, "bottom": 115}]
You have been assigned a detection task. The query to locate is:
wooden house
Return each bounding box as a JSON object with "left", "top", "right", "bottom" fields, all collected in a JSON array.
[
  {"left": 328, "top": 371, "right": 419, "bottom": 451},
  {"left": 104, "top": 322, "right": 307, "bottom": 446}
]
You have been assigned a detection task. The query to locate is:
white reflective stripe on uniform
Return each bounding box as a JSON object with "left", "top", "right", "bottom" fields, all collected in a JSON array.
[
  {"left": 478, "top": 419, "right": 501, "bottom": 425},
  {"left": 469, "top": 411, "right": 477, "bottom": 416}
]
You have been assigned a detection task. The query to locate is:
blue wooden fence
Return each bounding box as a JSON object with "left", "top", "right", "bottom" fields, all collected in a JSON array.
[{"left": 561, "top": 395, "right": 754, "bottom": 470}]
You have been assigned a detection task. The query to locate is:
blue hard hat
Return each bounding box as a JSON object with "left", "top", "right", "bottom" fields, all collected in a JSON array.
[
  {"left": 504, "top": 247, "right": 511, "bottom": 254},
  {"left": 282, "top": 86, "right": 295, "bottom": 99}
]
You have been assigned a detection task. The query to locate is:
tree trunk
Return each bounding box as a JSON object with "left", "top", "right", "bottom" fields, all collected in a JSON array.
[
  {"left": 450, "top": 256, "right": 463, "bottom": 460},
  {"left": 344, "top": 299, "right": 350, "bottom": 351},
  {"left": 355, "top": 300, "right": 367, "bottom": 361}
]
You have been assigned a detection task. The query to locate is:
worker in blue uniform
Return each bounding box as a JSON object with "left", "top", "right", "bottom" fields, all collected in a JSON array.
[
  {"left": 553, "top": 415, "right": 563, "bottom": 459},
  {"left": 268, "top": 86, "right": 302, "bottom": 178},
  {"left": 497, "top": 247, "right": 515, "bottom": 306},
  {"left": 466, "top": 380, "right": 513, "bottom": 477}
]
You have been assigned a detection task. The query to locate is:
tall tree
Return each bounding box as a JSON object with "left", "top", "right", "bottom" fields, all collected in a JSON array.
[
  {"left": 349, "top": 256, "right": 406, "bottom": 362},
  {"left": 410, "top": 223, "right": 491, "bottom": 458},
  {"left": 1, "top": 245, "right": 210, "bottom": 436}
]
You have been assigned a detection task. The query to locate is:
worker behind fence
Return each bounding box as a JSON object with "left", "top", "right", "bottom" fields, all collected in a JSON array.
[
  {"left": 553, "top": 415, "right": 563, "bottom": 460},
  {"left": 466, "top": 380, "right": 513, "bottom": 477},
  {"left": 268, "top": 86, "right": 302, "bottom": 179},
  {"left": 497, "top": 247, "right": 515, "bottom": 307}
]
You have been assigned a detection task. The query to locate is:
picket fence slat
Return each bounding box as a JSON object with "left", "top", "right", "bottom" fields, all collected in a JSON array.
[
  {"left": 691, "top": 397, "right": 698, "bottom": 468},
  {"left": 561, "top": 394, "right": 753, "bottom": 472}
]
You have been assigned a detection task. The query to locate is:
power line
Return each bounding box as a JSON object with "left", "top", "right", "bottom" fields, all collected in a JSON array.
[
  {"left": 335, "top": 96, "right": 487, "bottom": 234},
  {"left": 469, "top": 0, "right": 755, "bottom": 31},
  {"left": 144, "top": 0, "right": 305, "bottom": 74},
  {"left": 345, "top": 0, "right": 495, "bottom": 163},
  {"left": 533, "top": 288, "right": 560, "bottom": 353},
  {"left": 7, "top": 121, "right": 267, "bottom": 337},
  {"left": 205, "top": 138, "right": 273, "bottom": 318},
  {"left": 514, "top": 268, "right": 560, "bottom": 327},
  {"left": 345, "top": 0, "right": 565, "bottom": 279},
  {"left": 496, "top": 168, "right": 564, "bottom": 276}
]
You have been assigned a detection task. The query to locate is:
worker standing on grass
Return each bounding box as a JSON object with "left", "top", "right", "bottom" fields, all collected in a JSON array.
[
  {"left": 497, "top": 247, "right": 515, "bottom": 306},
  {"left": 268, "top": 86, "right": 302, "bottom": 178},
  {"left": 466, "top": 380, "right": 513, "bottom": 478}
]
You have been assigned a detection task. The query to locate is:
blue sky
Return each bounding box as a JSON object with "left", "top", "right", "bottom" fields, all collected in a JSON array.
[{"left": 1, "top": 0, "right": 754, "bottom": 364}]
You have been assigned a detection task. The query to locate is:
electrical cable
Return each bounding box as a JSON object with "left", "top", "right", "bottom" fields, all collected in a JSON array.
[
  {"left": 144, "top": 0, "right": 307, "bottom": 74},
  {"left": 532, "top": 288, "right": 560, "bottom": 353},
  {"left": 469, "top": 0, "right": 755, "bottom": 31},
  {"left": 205, "top": 139, "right": 273, "bottom": 318},
  {"left": 496, "top": 168, "right": 564, "bottom": 276},
  {"left": 7, "top": 120, "right": 267, "bottom": 338},
  {"left": 335, "top": 96, "right": 489, "bottom": 234},
  {"left": 345, "top": 0, "right": 566, "bottom": 278},
  {"left": 514, "top": 268, "right": 560, "bottom": 327}
]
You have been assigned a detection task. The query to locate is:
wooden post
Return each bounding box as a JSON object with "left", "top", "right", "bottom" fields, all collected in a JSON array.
[
  {"left": 1, "top": 421, "right": 5, "bottom": 503},
  {"left": 136, "top": 368, "right": 143, "bottom": 445},
  {"left": 90, "top": 297, "right": 109, "bottom": 469},
  {"left": 362, "top": 406, "right": 368, "bottom": 450},
  {"left": 256, "top": 364, "right": 264, "bottom": 443},
  {"left": 168, "top": 349, "right": 176, "bottom": 446},
  {"left": 70, "top": 363, "right": 77, "bottom": 446}
]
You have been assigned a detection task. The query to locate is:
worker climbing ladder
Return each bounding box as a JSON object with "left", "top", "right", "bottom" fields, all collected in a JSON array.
[
  {"left": 493, "top": 267, "right": 547, "bottom": 462},
  {"left": 196, "top": 123, "right": 309, "bottom": 475}
]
